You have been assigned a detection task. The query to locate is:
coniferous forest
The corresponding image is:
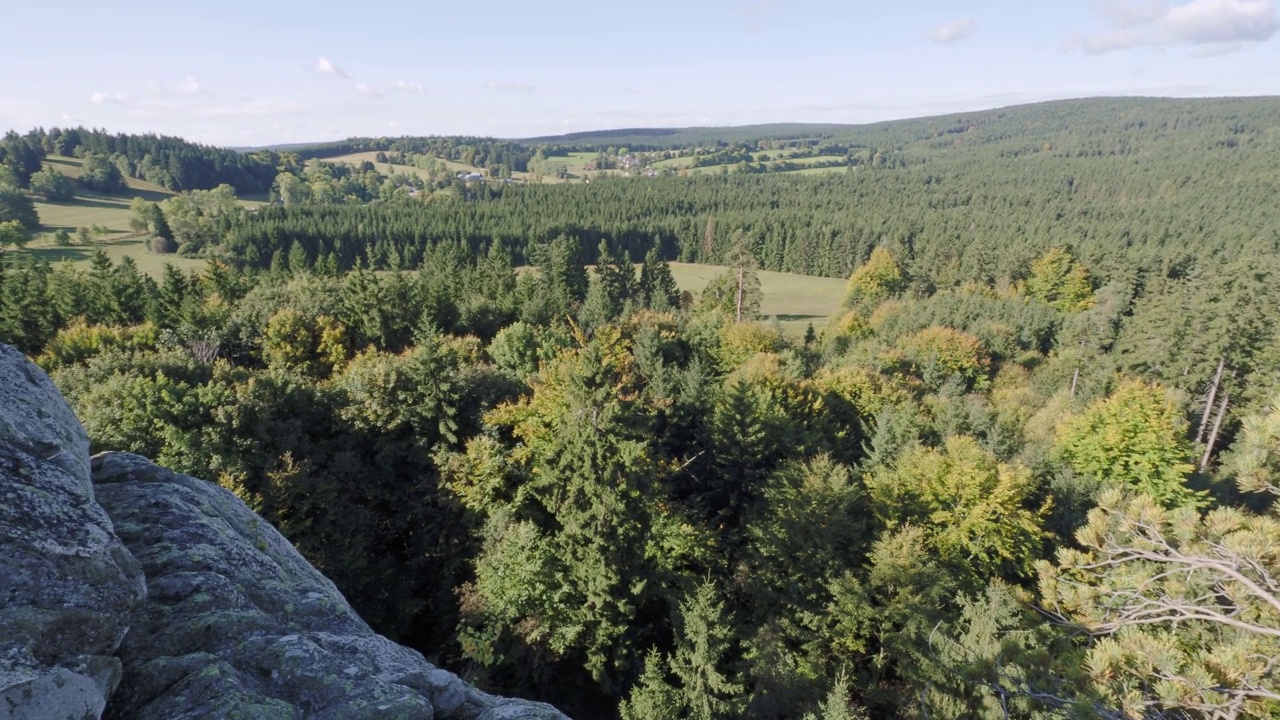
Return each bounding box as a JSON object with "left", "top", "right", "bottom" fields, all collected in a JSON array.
[{"left": 2, "top": 97, "right": 1280, "bottom": 719}]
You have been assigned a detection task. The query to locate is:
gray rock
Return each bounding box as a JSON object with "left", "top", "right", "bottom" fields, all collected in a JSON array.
[
  {"left": 92, "top": 452, "right": 567, "bottom": 720},
  {"left": 0, "top": 345, "right": 147, "bottom": 720}
]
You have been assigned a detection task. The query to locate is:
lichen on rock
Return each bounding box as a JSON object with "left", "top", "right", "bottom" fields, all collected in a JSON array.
[{"left": 0, "top": 344, "right": 146, "bottom": 720}]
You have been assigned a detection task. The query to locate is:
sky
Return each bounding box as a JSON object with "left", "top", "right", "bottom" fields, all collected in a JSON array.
[{"left": 2, "top": 0, "right": 1279, "bottom": 146}]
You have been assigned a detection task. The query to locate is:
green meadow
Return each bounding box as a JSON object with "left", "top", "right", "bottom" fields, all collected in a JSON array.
[{"left": 667, "top": 262, "right": 845, "bottom": 333}]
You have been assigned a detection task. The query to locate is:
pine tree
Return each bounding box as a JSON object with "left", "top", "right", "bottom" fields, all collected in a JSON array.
[
  {"left": 0, "top": 259, "right": 56, "bottom": 353},
  {"left": 467, "top": 329, "right": 665, "bottom": 689},
  {"left": 342, "top": 268, "right": 395, "bottom": 350},
  {"left": 542, "top": 234, "right": 588, "bottom": 315},
  {"left": 619, "top": 650, "right": 682, "bottom": 720},
  {"left": 111, "top": 256, "right": 151, "bottom": 324},
  {"left": 803, "top": 673, "right": 865, "bottom": 720},
  {"left": 287, "top": 240, "right": 310, "bottom": 275},
  {"left": 638, "top": 246, "right": 680, "bottom": 311},
  {"left": 671, "top": 580, "right": 744, "bottom": 720},
  {"left": 728, "top": 230, "right": 760, "bottom": 323},
  {"left": 85, "top": 249, "right": 118, "bottom": 324},
  {"left": 582, "top": 240, "right": 635, "bottom": 327}
]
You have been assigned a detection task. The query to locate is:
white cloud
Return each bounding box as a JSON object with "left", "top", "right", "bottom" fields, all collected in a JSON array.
[
  {"left": 355, "top": 82, "right": 383, "bottom": 98},
  {"left": 1097, "top": 0, "right": 1169, "bottom": 27},
  {"left": 314, "top": 56, "right": 349, "bottom": 78},
  {"left": 391, "top": 80, "right": 425, "bottom": 95},
  {"left": 176, "top": 76, "right": 205, "bottom": 94},
  {"left": 929, "top": 16, "right": 977, "bottom": 44},
  {"left": 486, "top": 81, "right": 535, "bottom": 94},
  {"left": 1188, "top": 40, "right": 1247, "bottom": 53},
  {"left": 1162, "top": 0, "right": 1277, "bottom": 42},
  {"left": 90, "top": 91, "right": 131, "bottom": 105},
  {"left": 1071, "top": 0, "right": 1277, "bottom": 53}
]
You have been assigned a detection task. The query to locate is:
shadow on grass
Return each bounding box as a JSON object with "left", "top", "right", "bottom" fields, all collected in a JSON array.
[
  {"left": 48, "top": 196, "right": 132, "bottom": 211},
  {"left": 772, "top": 314, "right": 825, "bottom": 321},
  {"left": 79, "top": 188, "right": 173, "bottom": 206},
  {"left": 22, "top": 246, "right": 99, "bottom": 264},
  {"left": 120, "top": 187, "right": 174, "bottom": 203},
  {"left": 6, "top": 236, "right": 149, "bottom": 266}
]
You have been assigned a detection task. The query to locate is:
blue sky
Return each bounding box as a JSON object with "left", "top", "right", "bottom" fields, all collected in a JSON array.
[{"left": 2, "top": 0, "right": 1278, "bottom": 146}]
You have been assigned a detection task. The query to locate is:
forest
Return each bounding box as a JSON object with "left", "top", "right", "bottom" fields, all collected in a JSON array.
[
  {"left": 2, "top": 127, "right": 279, "bottom": 194},
  {"left": 2, "top": 96, "right": 1279, "bottom": 719}
]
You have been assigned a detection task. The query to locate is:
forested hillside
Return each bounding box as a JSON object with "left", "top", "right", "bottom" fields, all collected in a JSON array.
[
  {"left": 2, "top": 127, "right": 278, "bottom": 194},
  {"left": 521, "top": 96, "right": 1280, "bottom": 151},
  {"left": 2, "top": 96, "right": 1279, "bottom": 719}
]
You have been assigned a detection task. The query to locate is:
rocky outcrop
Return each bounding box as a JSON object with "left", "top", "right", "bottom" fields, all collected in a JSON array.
[
  {"left": 0, "top": 344, "right": 147, "bottom": 720},
  {"left": 0, "top": 344, "right": 566, "bottom": 720},
  {"left": 91, "top": 452, "right": 565, "bottom": 720}
]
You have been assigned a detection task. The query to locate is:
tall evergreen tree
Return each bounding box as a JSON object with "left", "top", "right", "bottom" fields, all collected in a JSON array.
[
  {"left": 0, "top": 259, "right": 55, "bottom": 352},
  {"left": 638, "top": 246, "right": 680, "bottom": 311},
  {"left": 671, "top": 580, "right": 745, "bottom": 720},
  {"left": 111, "top": 256, "right": 152, "bottom": 324},
  {"left": 541, "top": 234, "right": 589, "bottom": 316},
  {"left": 582, "top": 240, "right": 636, "bottom": 327},
  {"left": 150, "top": 263, "right": 189, "bottom": 329}
]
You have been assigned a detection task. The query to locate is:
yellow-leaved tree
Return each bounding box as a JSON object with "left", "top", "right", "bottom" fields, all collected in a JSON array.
[
  {"left": 867, "top": 436, "right": 1048, "bottom": 585},
  {"left": 1055, "top": 379, "right": 1205, "bottom": 508},
  {"left": 843, "top": 247, "right": 905, "bottom": 314},
  {"left": 1026, "top": 247, "right": 1094, "bottom": 313}
]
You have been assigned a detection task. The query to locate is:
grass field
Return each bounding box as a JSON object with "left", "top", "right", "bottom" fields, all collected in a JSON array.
[
  {"left": 520, "top": 262, "right": 845, "bottom": 335},
  {"left": 8, "top": 156, "right": 245, "bottom": 277},
  {"left": 310, "top": 151, "right": 425, "bottom": 181},
  {"left": 652, "top": 152, "right": 850, "bottom": 176},
  {"left": 668, "top": 262, "right": 845, "bottom": 334},
  {"left": 651, "top": 150, "right": 771, "bottom": 170},
  {"left": 788, "top": 165, "right": 854, "bottom": 176},
  {"left": 32, "top": 156, "right": 175, "bottom": 239},
  {"left": 543, "top": 151, "right": 626, "bottom": 179},
  {"left": 318, "top": 151, "right": 575, "bottom": 185},
  {"left": 10, "top": 238, "right": 210, "bottom": 277}
]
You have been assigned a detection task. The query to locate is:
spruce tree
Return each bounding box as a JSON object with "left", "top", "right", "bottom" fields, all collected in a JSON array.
[
  {"left": 0, "top": 259, "right": 55, "bottom": 353},
  {"left": 638, "top": 246, "right": 680, "bottom": 311},
  {"left": 619, "top": 650, "right": 682, "bottom": 720},
  {"left": 671, "top": 581, "right": 744, "bottom": 720},
  {"left": 542, "top": 234, "right": 588, "bottom": 315},
  {"left": 582, "top": 240, "right": 635, "bottom": 327},
  {"left": 151, "top": 263, "right": 188, "bottom": 329},
  {"left": 111, "top": 256, "right": 151, "bottom": 324},
  {"left": 85, "top": 250, "right": 118, "bottom": 324},
  {"left": 287, "top": 240, "right": 310, "bottom": 275}
]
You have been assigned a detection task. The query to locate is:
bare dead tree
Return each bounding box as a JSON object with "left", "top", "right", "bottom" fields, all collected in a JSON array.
[
  {"left": 1200, "top": 385, "right": 1231, "bottom": 472},
  {"left": 1192, "top": 353, "right": 1223, "bottom": 443},
  {"left": 188, "top": 337, "right": 221, "bottom": 364}
]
